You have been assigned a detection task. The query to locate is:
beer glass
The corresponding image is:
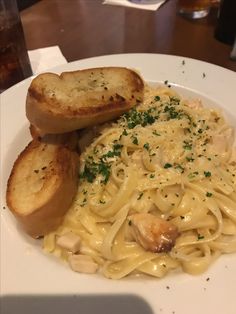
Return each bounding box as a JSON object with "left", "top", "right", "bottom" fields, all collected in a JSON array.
[
  {"left": 0, "top": 0, "right": 32, "bottom": 93},
  {"left": 178, "top": 0, "right": 211, "bottom": 19}
]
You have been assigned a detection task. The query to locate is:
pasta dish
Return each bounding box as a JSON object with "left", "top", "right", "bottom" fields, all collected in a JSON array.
[{"left": 44, "top": 85, "right": 236, "bottom": 279}]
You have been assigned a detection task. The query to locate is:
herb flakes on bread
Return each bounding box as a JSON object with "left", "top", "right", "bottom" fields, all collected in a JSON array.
[{"left": 26, "top": 67, "right": 144, "bottom": 135}]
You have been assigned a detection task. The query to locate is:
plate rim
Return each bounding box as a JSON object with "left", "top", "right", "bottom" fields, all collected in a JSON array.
[{"left": 1, "top": 53, "right": 236, "bottom": 314}]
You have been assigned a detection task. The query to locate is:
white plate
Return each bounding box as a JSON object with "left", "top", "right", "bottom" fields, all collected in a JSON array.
[{"left": 1, "top": 54, "right": 236, "bottom": 314}]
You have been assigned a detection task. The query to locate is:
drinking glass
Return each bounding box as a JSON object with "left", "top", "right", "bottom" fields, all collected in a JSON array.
[
  {"left": 178, "top": 0, "right": 211, "bottom": 19},
  {"left": 215, "top": 0, "right": 236, "bottom": 45},
  {"left": 0, "top": 0, "right": 32, "bottom": 93}
]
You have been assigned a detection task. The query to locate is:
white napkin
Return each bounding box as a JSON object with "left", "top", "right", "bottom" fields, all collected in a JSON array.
[
  {"left": 28, "top": 46, "right": 67, "bottom": 75},
  {"left": 103, "top": 0, "right": 166, "bottom": 11}
]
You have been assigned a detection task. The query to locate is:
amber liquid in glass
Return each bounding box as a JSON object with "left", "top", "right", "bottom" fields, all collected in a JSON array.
[
  {"left": 179, "top": 0, "right": 210, "bottom": 10},
  {"left": 0, "top": 15, "right": 32, "bottom": 93},
  {"left": 178, "top": 0, "right": 210, "bottom": 18}
]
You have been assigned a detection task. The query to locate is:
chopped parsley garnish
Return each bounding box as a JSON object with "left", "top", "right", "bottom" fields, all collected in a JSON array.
[
  {"left": 186, "top": 156, "right": 194, "bottom": 162},
  {"left": 123, "top": 108, "right": 157, "bottom": 129},
  {"left": 164, "top": 105, "right": 179, "bottom": 120},
  {"left": 206, "top": 192, "right": 213, "bottom": 197},
  {"left": 204, "top": 171, "right": 211, "bottom": 177},
  {"left": 197, "top": 234, "right": 205, "bottom": 240},
  {"left": 98, "top": 163, "right": 111, "bottom": 183},
  {"left": 152, "top": 130, "right": 161, "bottom": 136},
  {"left": 154, "top": 95, "right": 160, "bottom": 101},
  {"left": 122, "top": 129, "right": 128, "bottom": 136},
  {"left": 164, "top": 163, "right": 173, "bottom": 169},
  {"left": 132, "top": 136, "right": 139, "bottom": 145},
  {"left": 80, "top": 159, "right": 111, "bottom": 184},
  {"left": 80, "top": 197, "right": 87, "bottom": 207},
  {"left": 150, "top": 174, "right": 155, "bottom": 178},
  {"left": 143, "top": 143, "right": 150, "bottom": 151},
  {"left": 101, "top": 143, "right": 123, "bottom": 160},
  {"left": 113, "top": 143, "right": 123, "bottom": 150},
  {"left": 188, "top": 171, "right": 199, "bottom": 179},
  {"left": 142, "top": 111, "right": 156, "bottom": 125},
  {"left": 170, "top": 96, "right": 180, "bottom": 105},
  {"left": 175, "top": 164, "right": 185, "bottom": 173},
  {"left": 183, "top": 140, "right": 192, "bottom": 150},
  {"left": 80, "top": 163, "right": 96, "bottom": 183},
  {"left": 137, "top": 192, "right": 144, "bottom": 200}
]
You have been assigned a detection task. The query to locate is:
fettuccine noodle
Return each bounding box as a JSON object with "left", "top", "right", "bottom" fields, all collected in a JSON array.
[{"left": 44, "top": 85, "right": 236, "bottom": 279}]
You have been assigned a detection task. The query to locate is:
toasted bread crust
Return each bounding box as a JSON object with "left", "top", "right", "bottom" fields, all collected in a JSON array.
[
  {"left": 6, "top": 133, "right": 79, "bottom": 238},
  {"left": 26, "top": 67, "right": 144, "bottom": 134},
  {"left": 29, "top": 124, "right": 42, "bottom": 139}
]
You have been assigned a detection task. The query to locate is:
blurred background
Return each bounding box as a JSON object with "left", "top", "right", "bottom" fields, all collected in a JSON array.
[{"left": 1, "top": 0, "right": 235, "bottom": 92}]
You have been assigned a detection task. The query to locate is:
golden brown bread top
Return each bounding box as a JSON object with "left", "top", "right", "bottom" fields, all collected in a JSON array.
[
  {"left": 26, "top": 67, "right": 144, "bottom": 134},
  {"left": 6, "top": 132, "right": 79, "bottom": 238}
]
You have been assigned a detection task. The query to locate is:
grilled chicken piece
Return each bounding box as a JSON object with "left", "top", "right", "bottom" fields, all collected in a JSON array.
[
  {"left": 56, "top": 232, "right": 81, "bottom": 253},
  {"left": 210, "top": 127, "right": 234, "bottom": 154},
  {"left": 129, "top": 213, "right": 179, "bottom": 253},
  {"left": 185, "top": 99, "right": 203, "bottom": 110},
  {"left": 68, "top": 254, "right": 98, "bottom": 274}
]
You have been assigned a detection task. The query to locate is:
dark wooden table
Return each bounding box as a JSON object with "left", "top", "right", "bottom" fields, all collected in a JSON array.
[{"left": 20, "top": 0, "right": 236, "bottom": 72}]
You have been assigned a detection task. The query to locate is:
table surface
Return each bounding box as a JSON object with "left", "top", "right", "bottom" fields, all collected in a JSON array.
[{"left": 20, "top": 0, "right": 236, "bottom": 72}]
